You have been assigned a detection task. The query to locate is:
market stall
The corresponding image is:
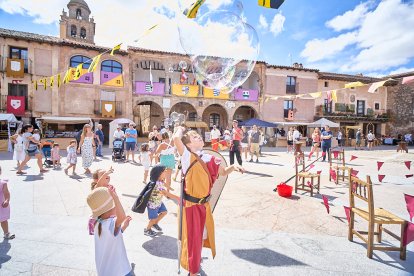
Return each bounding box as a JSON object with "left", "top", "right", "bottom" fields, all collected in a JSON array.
[
  {"left": 36, "top": 116, "right": 92, "bottom": 148},
  {"left": 307, "top": 118, "right": 340, "bottom": 147},
  {"left": 109, "top": 118, "right": 134, "bottom": 148},
  {"left": 273, "top": 121, "right": 309, "bottom": 147},
  {"left": 239, "top": 118, "right": 278, "bottom": 147},
  {"left": 0, "top": 113, "right": 19, "bottom": 152}
]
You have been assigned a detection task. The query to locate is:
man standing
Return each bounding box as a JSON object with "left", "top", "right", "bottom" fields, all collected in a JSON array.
[
  {"left": 95, "top": 124, "right": 104, "bottom": 157},
  {"left": 249, "top": 125, "right": 260, "bottom": 163},
  {"left": 124, "top": 123, "right": 137, "bottom": 162},
  {"left": 355, "top": 128, "right": 362, "bottom": 150},
  {"left": 337, "top": 129, "right": 343, "bottom": 147},
  {"left": 292, "top": 127, "right": 301, "bottom": 144},
  {"left": 113, "top": 125, "right": 125, "bottom": 140},
  {"left": 321, "top": 125, "right": 333, "bottom": 162},
  {"left": 210, "top": 125, "right": 221, "bottom": 151},
  {"left": 230, "top": 120, "right": 243, "bottom": 165}
]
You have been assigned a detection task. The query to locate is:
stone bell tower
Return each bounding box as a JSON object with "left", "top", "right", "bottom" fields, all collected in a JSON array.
[{"left": 59, "top": 0, "right": 96, "bottom": 44}]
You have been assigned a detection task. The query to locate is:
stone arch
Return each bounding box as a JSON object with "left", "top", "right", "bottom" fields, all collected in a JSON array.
[
  {"left": 233, "top": 105, "right": 258, "bottom": 122},
  {"left": 170, "top": 102, "right": 198, "bottom": 121},
  {"left": 202, "top": 104, "right": 229, "bottom": 129},
  {"left": 133, "top": 100, "right": 164, "bottom": 136}
]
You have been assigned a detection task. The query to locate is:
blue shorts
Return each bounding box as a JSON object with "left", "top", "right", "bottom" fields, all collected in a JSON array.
[
  {"left": 147, "top": 202, "right": 167, "bottom": 220},
  {"left": 125, "top": 142, "right": 136, "bottom": 151},
  {"left": 26, "top": 148, "right": 40, "bottom": 157}
]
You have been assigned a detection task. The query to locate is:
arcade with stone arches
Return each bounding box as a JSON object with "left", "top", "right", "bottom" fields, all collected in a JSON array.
[{"left": 133, "top": 100, "right": 164, "bottom": 136}]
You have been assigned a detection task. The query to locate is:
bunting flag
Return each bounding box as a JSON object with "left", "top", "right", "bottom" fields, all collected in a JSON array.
[
  {"left": 317, "top": 170, "right": 322, "bottom": 175},
  {"left": 350, "top": 155, "right": 358, "bottom": 161},
  {"left": 326, "top": 90, "right": 332, "bottom": 102},
  {"left": 39, "top": 78, "right": 47, "bottom": 90},
  {"left": 306, "top": 181, "right": 312, "bottom": 187},
  {"left": 344, "top": 206, "right": 351, "bottom": 223},
  {"left": 344, "top": 81, "right": 365, "bottom": 89},
  {"left": 63, "top": 69, "right": 71, "bottom": 84},
  {"left": 378, "top": 175, "right": 385, "bottom": 183},
  {"left": 377, "top": 161, "right": 384, "bottom": 171},
  {"left": 322, "top": 195, "right": 330, "bottom": 214},
  {"left": 402, "top": 75, "right": 414, "bottom": 85},
  {"left": 403, "top": 222, "right": 414, "bottom": 246},
  {"left": 405, "top": 194, "right": 414, "bottom": 221},
  {"left": 306, "top": 164, "right": 315, "bottom": 171},
  {"left": 309, "top": 92, "right": 322, "bottom": 98},
  {"left": 33, "top": 80, "right": 38, "bottom": 91},
  {"left": 351, "top": 169, "right": 359, "bottom": 177},
  {"left": 331, "top": 90, "right": 337, "bottom": 102},
  {"left": 258, "top": 0, "right": 285, "bottom": 9},
  {"left": 406, "top": 174, "right": 414, "bottom": 178},
  {"left": 329, "top": 169, "right": 337, "bottom": 182},
  {"left": 405, "top": 161, "right": 411, "bottom": 170},
  {"left": 333, "top": 151, "right": 339, "bottom": 158},
  {"left": 352, "top": 182, "right": 357, "bottom": 193},
  {"left": 88, "top": 54, "right": 102, "bottom": 73},
  {"left": 50, "top": 76, "right": 54, "bottom": 88},
  {"left": 110, "top": 43, "right": 122, "bottom": 56},
  {"left": 73, "top": 64, "right": 83, "bottom": 81},
  {"left": 134, "top": 24, "right": 159, "bottom": 42},
  {"left": 57, "top": 74, "right": 61, "bottom": 88},
  {"left": 368, "top": 80, "right": 386, "bottom": 93}
]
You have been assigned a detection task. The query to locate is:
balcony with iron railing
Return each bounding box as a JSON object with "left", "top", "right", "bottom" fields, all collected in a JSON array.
[
  {"left": 315, "top": 104, "right": 389, "bottom": 121},
  {"left": 93, "top": 100, "right": 123, "bottom": 116},
  {"left": 0, "top": 55, "right": 31, "bottom": 74}
]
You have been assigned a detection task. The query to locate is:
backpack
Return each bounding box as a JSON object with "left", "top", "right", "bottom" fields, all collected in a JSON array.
[{"left": 131, "top": 181, "right": 156, "bottom": 213}]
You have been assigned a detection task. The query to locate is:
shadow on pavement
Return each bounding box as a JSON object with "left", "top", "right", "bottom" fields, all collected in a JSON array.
[
  {"left": 22, "top": 175, "right": 44, "bottom": 181},
  {"left": 142, "top": 235, "right": 177, "bottom": 259},
  {"left": 0, "top": 240, "right": 11, "bottom": 268},
  {"left": 231, "top": 248, "right": 307, "bottom": 267},
  {"left": 244, "top": 171, "right": 273, "bottom": 178}
]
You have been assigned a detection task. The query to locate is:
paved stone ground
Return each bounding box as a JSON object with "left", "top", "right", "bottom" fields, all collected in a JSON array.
[{"left": 0, "top": 145, "right": 413, "bottom": 275}]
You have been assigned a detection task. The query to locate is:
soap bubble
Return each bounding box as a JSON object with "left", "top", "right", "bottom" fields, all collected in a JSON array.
[
  {"left": 179, "top": 60, "right": 188, "bottom": 70},
  {"left": 177, "top": 2, "right": 259, "bottom": 93}
]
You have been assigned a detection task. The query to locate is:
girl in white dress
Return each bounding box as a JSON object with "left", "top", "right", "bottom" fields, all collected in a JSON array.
[
  {"left": 78, "top": 124, "right": 95, "bottom": 174},
  {"left": 10, "top": 130, "right": 25, "bottom": 167}
]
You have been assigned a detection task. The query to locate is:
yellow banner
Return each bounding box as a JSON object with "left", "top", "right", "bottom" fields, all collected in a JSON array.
[
  {"left": 309, "top": 92, "right": 322, "bottom": 98},
  {"left": 344, "top": 81, "right": 365, "bottom": 89},
  {"left": 172, "top": 84, "right": 199, "bottom": 97},
  {"left": 203, "top": 88, "right": 230, "bottom": 99}
]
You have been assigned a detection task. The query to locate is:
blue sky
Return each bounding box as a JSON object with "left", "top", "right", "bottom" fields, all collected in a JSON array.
[{"left": 0, "top": 0, "right": 413, "bottom": 76}]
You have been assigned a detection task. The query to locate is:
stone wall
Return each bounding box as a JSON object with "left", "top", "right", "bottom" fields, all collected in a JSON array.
[{"left": 386, "top": 82, "right": 414, "bottom": 136}]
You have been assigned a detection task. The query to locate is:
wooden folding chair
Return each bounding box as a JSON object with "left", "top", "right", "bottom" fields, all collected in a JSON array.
[
  {"left": 348, "top": 170, "right": 407, "bottom": 260},
  {"left": 294, "top": 152, "right": 320, "bottom": 197},
  {"left": 329, "top": 149, "right": 349, "bottom": 184}
]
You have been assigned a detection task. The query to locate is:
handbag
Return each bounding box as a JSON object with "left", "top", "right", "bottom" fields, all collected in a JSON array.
[{"left": 131, "top": 181, "right": 156, "bottom": 213}]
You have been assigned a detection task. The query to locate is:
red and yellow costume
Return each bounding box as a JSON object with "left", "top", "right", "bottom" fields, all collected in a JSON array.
[{"left": 180, "top": 148, "right": 221, "bottom": 274}]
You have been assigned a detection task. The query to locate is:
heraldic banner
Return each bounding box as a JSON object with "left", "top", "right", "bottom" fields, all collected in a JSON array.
[
  {"left": 7, "top": 96, "right": 25, "bottom": 115},
  {"left": 6, "top": 58, "right": 24, "bottom": 78},
  {"left": 101, "top": 101, "right": 115, "bottom": 118}
]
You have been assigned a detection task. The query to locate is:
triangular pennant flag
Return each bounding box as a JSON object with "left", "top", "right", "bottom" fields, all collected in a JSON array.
[
  {"left": 378, "top": 175, "right": 385, "bottom": 183},
  {"left": 405, "top": 161, "right": 411, "bottom": 170},
  {"left": 50, "top": 76, "right": 54, "bottom": 88},
  {"left": 306, "top": 164, "right": 315, "bottom": 171},
  {"left": 333, "top": 151, "right": 339, "bottom": 158},
  {"left": 344, "top": 206, "right": 351, "bottom": 223},
  {"left": 63, "top": 69, "right": 71, "bottom": 84},
  {"left": 317, "top": 170, "right": 322, "bottom": 175},
  {"left": 322, "top": 195, "right": 330, "bottom": 214},
  {"left": 344, "top": 81, "right": 365, "bottom": 89},
  {"left": 306, "top": 181, "right": 312, "bottom": 187},
  {"left": 368, "top": 80, "right": 386, "bottom": 93},
  {"left": 88, "top": 54, "right": 102, "bottom": 73},
  {"left": 73, "top": 63, "right": 83, "bottom": 80},
  {"left": 402, "top": 75, "right": 414, "bottom": 85},
  {"left": 403, "top": 222, "right": 414, "bottom": 246},
  {"left": 377, "top": 161, "right": 384, "bottom": 171},
  {"left": 322, "top": 152, "right": 326, "bottom": 157},
  {"left": 350, "top": 155, "right": 358, "bottom": 161},
  {"left": 57, "top": 74, "right": 61, "bottom": 88},
  {"left": 110, "top": 43, "right": 122, "bottom": 56},
  {"left": 351, "top": 169, "right": 359, "bottom": 177},
  {"left": 329, "top": 169, "right": 337, "bottom": 182},
  {"left": 405, "top": 194, "right": 414, "bottom": 222},
  {"left": 40, "top": 78, "right": 47, "bottom": 90},
  {"left": 33, "top": 80, "right": 38, "bottom": 91},
  {"left": 309, "top": 92, "right": 322, "bottom": 98},
  {"left": 406, "top": 174, "right": 414, "bottom": 178}
]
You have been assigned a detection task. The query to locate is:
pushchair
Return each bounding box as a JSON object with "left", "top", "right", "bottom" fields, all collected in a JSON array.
[
  {"left": 42, "top": 140, "right": 54, "bottom": 167},
  {"left": 112, "top": 138, "right": 125, "bottom": 161}
]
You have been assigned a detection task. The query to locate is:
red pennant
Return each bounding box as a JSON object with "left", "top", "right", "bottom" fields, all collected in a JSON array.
[
  {"left": 403, "top": 222, "right": 414, "bottom": 246},
  {"left": 306, "top": 164, "right": 315, "bottom": 171},
  {"left": 350, "top": 155, "right": 358, "bottom": 161},
  {"left": 405, "top": 194, "right": 414, "bottom": 222},
  {"left": 329, "top": 169, "right": 337, "bottom": 182},
  {"left": 322, "top": 195, "right": 330, "bottom": 214},
  {"left": 405, "top": 161, "right": 411, "bottom": 170},
  {"left": 352, "top": 182, "right": 357, "bottom": 193},
  {"left": 317, "top": 170, "right": 322, "bottom": 175},
  {"left": 306, "top": 181, "right": 312, "bottom": 187},
  {"left": 377, "top": 161, "right": 384, "bottom": 171},
  {"left": 378, "top": 175, "right": 385, "bottom": 183},
  {"left": 406, "top": 174, "right": 414, "bottom": 178},
  {"left": 351, "top": 169, "right": 359, "bottom": 177},
  {"left": 344, "top": 206, "right": 351, "bottom": 223},
  {"left": 322, "top": 152, "right": 326, "bottom": 157},
  {"left": 333, "top": 151, "right": 339, "bottom": 158}
]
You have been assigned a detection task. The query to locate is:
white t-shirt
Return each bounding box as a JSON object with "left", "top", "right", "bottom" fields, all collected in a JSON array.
[
  {"left": 94, "top": 217, "right": 131, "bottom": 276},
  {"left": 210, "top": 129, "right": 221, "bottom": 140},
  {"left": 293, "top": 130, "right": 301, "bottom": 141},
  {"left": 113, "top": 130, "right": 125, "bottom": 139},
  {"left": 367, "top": 133, "right": 375, "bottom": 141},
  {"left": 33, "top": 133, "right": 40, "bottom": 142}
]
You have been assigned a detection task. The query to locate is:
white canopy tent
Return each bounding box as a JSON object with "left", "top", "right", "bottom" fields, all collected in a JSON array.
[
  {"left": 0, "top": 113, "right": 19, "bottom": 152},
  {"left": 109, "top": 118, "right": 134, "bottom": 148},
  {"left": 273, "top": 121, "right": 310, "bottom": 127},
  {"left": 307, "top": 118, "right": 339, "bottom": 128}
]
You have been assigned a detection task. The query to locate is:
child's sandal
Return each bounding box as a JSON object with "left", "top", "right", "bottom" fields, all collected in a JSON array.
[{"left": 4, "top": 233, "right": 15, "bottom": 239}]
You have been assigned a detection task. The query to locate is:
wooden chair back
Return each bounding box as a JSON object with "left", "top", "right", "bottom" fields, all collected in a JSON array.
[
  {"left": 295, "top": 152, "right": 305, "bottom": 174},
  {"left": 329, "top": 148, "right": 345, "bottom": 166},
  {"left": 348, "top": 169, "right": 374, "bottom": 219}
]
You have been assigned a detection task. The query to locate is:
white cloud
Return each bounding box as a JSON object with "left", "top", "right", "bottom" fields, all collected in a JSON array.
[
  {"left": 301, "top": 32, "right": 357, "bottom": 62},
  {"left": 301, "top": 0, "right": 414, "bottom": 74},
  {"left": 269, "top": 12, "right": 285, "bottom": 36},
  {"left": 258, "top": 14, "right": 268, "bottom": 29},
  {"left": 325, "top": 2, "right": 370, "bottom": 32}
]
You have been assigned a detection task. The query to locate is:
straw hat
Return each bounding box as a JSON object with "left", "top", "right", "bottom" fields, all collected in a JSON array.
[{"left": 87, "top": 187, "right": 115, "bottom": 218}]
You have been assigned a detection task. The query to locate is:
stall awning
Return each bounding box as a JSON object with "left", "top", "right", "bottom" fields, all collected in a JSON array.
[
  {"left": 37, "top": 116, "right": 92, "bottom": 124},
  {"left": 273, "top": 121, "right": 310, "bottom": 126},
  {"left": 239, "top": 118, "right": 277, "bottom": 128},
  {"left": 0, "top": 113, "right": 18, "bottom": 123},
  {"left": 307, "top": 118, "right": 339, "bottom": 128},
  {"left": 185, "top": 121, "right": 209, "bottom": 128}
]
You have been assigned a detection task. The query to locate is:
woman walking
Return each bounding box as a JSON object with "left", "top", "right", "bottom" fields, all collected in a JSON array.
[
  {"left": 16, "top": 124, "right": 47, "bottom": 174},
  {"left": 287, "top": 127, "right": 294, "bottom": 153},
  {"left": 148, "top": 125, "right": 161, "bottom": 165},
  {"left": 309, "top": 128, "right": 321, "bottom": 161},
  {"left": 10, "top": 129, "right": 25, "bottom": 167},
  {"left": 77, "top": 124, "right": 95, "bottom": 174}
]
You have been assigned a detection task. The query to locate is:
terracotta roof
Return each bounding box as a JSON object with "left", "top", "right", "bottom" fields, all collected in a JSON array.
[
  {"left": 383, "top": 71, "right": 414, "bottom": 79},
  {"left": 266, "top": 64, "right": 319, "bottom": 73},
  {"left": 318, "top": 72, "right": 381, "bottom": 83}
]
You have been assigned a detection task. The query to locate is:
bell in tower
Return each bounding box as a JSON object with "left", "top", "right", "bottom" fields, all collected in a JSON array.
[{"left": 59, "top": 0, "right": 96, "bottom": 44}]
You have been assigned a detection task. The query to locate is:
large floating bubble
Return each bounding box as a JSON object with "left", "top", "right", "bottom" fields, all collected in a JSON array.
[{"left": 177, "top": 1, "right": 259, "bottom": 93}]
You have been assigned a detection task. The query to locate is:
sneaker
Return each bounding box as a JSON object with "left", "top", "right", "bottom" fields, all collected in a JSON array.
[
  {"left": 249, "top": 159, "right": 253, "bottom": 162},
  {"left": 144, "top": 228, "right": 157, "bottom": 237},
  {"left": 152, "top": 224, "right": 162, "bottom": 231},
  {"left": 4, "top": 233, "right": 15, "bottom": 239}
]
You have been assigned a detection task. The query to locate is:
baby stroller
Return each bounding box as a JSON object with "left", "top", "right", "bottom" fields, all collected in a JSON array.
[
  {"left": 112, "top": 138, "right": 125, "bottom": 161},
  {"left": 42, "top": 140, "right": 54, "bottom": 168}
]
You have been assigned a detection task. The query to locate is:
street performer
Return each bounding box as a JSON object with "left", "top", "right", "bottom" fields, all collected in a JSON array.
[{"left": 173, "top": 126, "right": 244, "bottom": 276}]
